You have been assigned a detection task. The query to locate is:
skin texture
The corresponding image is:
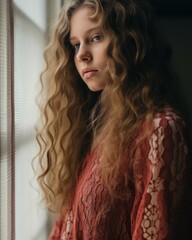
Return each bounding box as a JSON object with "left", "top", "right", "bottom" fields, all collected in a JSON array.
[{"left": 70, "top": 7, "right": 110, "bottom": 92}]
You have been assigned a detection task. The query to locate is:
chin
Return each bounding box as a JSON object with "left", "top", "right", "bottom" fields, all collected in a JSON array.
[
  {"left": 88, "top": 87, "right": 104, "bottom": 92},
  {"left": 86, "top": 83, "right": 106, "bottom": 92}
]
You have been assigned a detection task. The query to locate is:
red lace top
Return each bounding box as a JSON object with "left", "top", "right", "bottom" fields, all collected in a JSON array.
[{"left": 49, "top": 110, "right": 188, "bottom": 240}]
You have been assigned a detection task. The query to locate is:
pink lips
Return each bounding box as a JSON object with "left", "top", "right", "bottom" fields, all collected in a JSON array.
[{"left": 82, "top": 69, "right": 98, "bottom": 78}]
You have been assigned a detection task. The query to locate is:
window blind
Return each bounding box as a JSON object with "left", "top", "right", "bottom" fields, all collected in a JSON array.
[
  {"left": 13, "top": 1, "right": 48, "bottom": 239},
  {"left": 1, "top": 1, "right": 62, "bottom": 239},
  {"left": 0, "top": 0, "right": 15, "bottom": 239}
]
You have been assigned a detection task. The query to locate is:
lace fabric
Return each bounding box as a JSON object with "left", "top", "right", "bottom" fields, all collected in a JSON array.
[{"left": 49, "top": 110, "right": 188, "bottom": 240}]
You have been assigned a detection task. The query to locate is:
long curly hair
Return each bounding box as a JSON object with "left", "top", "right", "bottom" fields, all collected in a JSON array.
[{"left": 36, "top": 0, "right": 176, "bottom": 213}]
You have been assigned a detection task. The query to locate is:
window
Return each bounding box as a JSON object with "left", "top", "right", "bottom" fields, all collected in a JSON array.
[{"left": 0, "top": 0, "right": 62, "bottom": 239}]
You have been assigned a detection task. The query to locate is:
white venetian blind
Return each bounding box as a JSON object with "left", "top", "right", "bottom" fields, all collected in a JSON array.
[
  {"left": 0, "top": 1, "right": 15, "bottom": 239},
  {"left": 14, "top": 0, "right": 48, "bottom": 239},
  {"left": 0, "top": 0, "right": 62, "bottom": 239}
]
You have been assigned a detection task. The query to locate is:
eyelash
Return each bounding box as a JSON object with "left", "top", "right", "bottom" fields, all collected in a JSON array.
[{"left": 71, "top": 34, "right": 103, "bottom": 51}]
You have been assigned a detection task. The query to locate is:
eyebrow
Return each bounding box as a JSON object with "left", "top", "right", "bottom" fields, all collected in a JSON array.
[{"left": 69, "top": 26, "right": 101, "bottom": 42}]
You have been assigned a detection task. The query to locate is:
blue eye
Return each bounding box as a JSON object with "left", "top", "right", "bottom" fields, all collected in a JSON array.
[
  {"left": 92, "top": 34, "right": 102, "bottom": 42},
  {"left": 73, "top": 43, "right": 80, "bottom": 51}
]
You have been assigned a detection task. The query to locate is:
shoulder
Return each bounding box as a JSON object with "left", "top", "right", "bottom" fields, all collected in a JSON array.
[
  {"left": 146, "top": 107, "right": 188, "bottom": 161},
  {"left": 151, "top": 107, "right": 186, "bottom": 135},
  {"left": 136, "top": 107, "right": 188, "bottom": 178},
  {"left": 137, "top": 107, "right": 187, "bottom": 147},
  {"left": 137, "top": 107, "right": 188, "bottom": 161}
]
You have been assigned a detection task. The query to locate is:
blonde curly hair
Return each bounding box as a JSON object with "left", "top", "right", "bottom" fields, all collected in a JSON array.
[{"left": 35, "top": 0, "right": 173, "bottom": 213}]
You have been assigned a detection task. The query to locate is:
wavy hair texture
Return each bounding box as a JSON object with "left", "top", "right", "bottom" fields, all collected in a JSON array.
[{"left": 35, "top": 0, "right": 176, "bottom": 213}]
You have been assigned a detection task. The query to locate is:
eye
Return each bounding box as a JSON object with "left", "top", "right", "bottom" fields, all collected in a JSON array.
[
  {"left": 91, "top": 34, "right": 103, "bottom": 43},
  {"left": 72, "top": 43, "right": 80, "bottom": 51}
]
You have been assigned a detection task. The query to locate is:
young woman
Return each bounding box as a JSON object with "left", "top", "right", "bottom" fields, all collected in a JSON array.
[{"left": 36, "top": 0, "right": 189, "bottom": 239}]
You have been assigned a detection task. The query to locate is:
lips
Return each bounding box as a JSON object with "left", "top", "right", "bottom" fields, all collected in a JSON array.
[{"left": 82, "top": 68, "right": 98, "bottom": 78}]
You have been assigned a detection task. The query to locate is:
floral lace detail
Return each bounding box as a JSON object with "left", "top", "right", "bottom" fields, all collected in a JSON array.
[
  {"left": 61, "top": 210, "right": 73, "bottom": 240},
  {"left": 141, "top": 124, "right": 165, "bottom": 239},
  {"left": 139, "top": 112, "right": 187, "bottom": 239},
  {"left": 49, "top": 110, "right": 188, "bottom": 240}
]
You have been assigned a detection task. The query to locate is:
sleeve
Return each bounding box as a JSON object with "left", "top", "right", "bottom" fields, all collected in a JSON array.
[
  {"left": 131, "top": 114, "right": 188, "bottom": 240},
  {"left": 48, "top": 214, "right": 64, "bottom": 240}
]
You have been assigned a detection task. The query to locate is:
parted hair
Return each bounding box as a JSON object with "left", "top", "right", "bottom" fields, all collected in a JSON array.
[{"left": 36, "top": 0, "right": 175, "bottom": 213}]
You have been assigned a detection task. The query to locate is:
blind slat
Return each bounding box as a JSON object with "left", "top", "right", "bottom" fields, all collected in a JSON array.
[{"left": 0, "top": 0, "right": 15, "bottom": 239}]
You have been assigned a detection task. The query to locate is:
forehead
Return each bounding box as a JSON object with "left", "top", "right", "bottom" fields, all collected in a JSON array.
[{"left": 70, "top": 6, "right": 102, "bottom": 38}]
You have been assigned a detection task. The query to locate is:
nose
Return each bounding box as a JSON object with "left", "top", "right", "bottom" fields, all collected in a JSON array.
[{"left": 76, "top": 45, "right": 92, "bottom": 62}]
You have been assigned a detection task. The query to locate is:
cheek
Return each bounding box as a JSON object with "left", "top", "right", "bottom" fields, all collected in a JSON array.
[
  {"left": 102, "top": 57, "right": 110, "bottom": 72},
  {"left": 74, "top": 58, "right": 80, "bottom": 72},
  {"left": 100, "top": 51, "right": 109, "bottom": 66}
]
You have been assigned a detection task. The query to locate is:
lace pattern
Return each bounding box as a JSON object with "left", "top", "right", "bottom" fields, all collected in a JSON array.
[{"left": 49, "top": 110, "right": 187, "bottom": 240}]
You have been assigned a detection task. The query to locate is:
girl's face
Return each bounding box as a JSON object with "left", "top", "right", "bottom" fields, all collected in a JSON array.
[{"left": 69, "top": 6, "right": 110, "bottom": 92}]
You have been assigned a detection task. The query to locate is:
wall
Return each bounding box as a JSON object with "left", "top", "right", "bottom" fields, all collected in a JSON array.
[{"left": 157, "top": 17, "right": 192, "bottom": 122}]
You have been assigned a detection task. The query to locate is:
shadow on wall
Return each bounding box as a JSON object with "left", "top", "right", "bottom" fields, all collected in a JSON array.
[
  {"left": 152, "top": 0, "right": 192, "bottom": 17},
  {"left": 154, "top": 3, "right": 192, "bottom": 239},
  {"left": 157, "top": 17, "right": 192, "bottom": 120},
  {"left": 152, "top": 0, "right": 192, "bottom": 120}
]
